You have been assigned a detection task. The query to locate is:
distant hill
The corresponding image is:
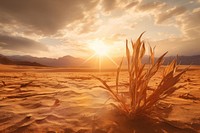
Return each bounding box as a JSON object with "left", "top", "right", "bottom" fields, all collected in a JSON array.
[
  {"left": 0, "top": 54, "right": 44, "bottom": 66},
  {"left": 165, "top": 55, "right": 200, "bottom": 65},
  {"left": 1, "top": 54, "right": 200, "bottom": 67},
  {"left": 7, "top": 55, "right": 85, "bottom": 67},
  {"left": 117, "top": 55, "right": 200, "bottom": 66},
  {"left": 140, "top": 55, "right": 200, "bottom": 65},
  {"left": 0, "top": 54, "right": 13, "bottom": 65}
]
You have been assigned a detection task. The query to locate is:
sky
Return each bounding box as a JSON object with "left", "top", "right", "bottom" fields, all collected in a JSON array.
[{"left": 0, "top": 0, "right": 199, "bottom": 58}]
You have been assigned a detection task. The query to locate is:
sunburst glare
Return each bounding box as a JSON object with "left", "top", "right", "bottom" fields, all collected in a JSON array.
[{"left": 83, "top": 40, "right": 118, "bottom": 71}]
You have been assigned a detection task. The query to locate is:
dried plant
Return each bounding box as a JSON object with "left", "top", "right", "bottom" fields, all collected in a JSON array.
[{"left": 93, "top": 32, "right": 188, "bottom": 119}]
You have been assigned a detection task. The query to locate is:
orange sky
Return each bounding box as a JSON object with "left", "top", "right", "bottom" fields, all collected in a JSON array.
[{"left": 0, "top": 0, "right": 199, "bottom": 58}]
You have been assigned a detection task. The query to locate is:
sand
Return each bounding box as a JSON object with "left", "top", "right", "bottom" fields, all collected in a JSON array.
[{"left": 0, "top": 64, "right": 199, "bottom": 133}]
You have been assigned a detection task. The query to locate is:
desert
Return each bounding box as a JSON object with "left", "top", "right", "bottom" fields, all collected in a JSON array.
[
  {"left": 0, "top": 0, "right": 200, "bottom": 132},
  {"left": 0, "top": 64, "right": 199, "bottom": 133}
]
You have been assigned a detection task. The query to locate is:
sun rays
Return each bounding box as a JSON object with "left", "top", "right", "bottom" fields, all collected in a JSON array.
[{"left": 83, "top": 40, "right": 118, "bottom": 71}]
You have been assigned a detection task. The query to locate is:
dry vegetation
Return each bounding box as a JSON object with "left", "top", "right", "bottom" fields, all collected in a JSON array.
[{"left": 93, "top": 33, "right": 188, "bottom": 119}]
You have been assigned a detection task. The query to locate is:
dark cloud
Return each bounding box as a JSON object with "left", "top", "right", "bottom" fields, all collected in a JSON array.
[
  {"left": 0, "top": 35, "right": 48, "bottom": 53},
  {"left": 156, "top": 6, "right": 186, "bottom": 24},
  {"left": 0, "top": 0, "right": 99, "bottom": 35}
]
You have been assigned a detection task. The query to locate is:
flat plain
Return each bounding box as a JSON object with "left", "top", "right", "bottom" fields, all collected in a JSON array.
[{"left": 0, "top": 65, "right": 200, "bottom": 133}]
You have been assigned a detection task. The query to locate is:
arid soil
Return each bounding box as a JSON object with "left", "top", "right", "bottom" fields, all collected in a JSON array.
[{"left": 0, "top": 65, "right": 199, "bottom": 133}]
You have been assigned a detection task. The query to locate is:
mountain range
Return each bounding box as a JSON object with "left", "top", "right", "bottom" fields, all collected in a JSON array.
[
  {"left": 0, "top": 54, "right": 44, "bottom": 66},
  {"left": 7, "top": 55, "right": 84, "bottom": 67},
  {"left": 0, "top": 54, "right": 200, "bottom": 67}
]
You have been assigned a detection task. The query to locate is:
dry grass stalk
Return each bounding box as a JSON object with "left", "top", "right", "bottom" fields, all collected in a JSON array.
[{"left": 93, "top": 33, "right": 188, "bottom": 119}]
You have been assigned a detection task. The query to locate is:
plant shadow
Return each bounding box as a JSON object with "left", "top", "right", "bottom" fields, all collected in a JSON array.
[{"left": 108, "top": 111, "right": 197, "bottom": 133}]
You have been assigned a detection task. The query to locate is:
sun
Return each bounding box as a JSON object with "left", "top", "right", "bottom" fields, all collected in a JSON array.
[
  {"left": 89, "top": 40, "right": 109, "bottom": 56},
  {"left": 84, "top": 40, "right": 117, "bottom": 71}
]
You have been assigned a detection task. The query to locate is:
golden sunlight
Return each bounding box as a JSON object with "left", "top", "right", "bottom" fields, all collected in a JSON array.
[
  {"left": 89, "top": 40, "right": 109, "bottom": 56},
  {"left": 84, "top": 40, "right": 118, "bottom": 70}
]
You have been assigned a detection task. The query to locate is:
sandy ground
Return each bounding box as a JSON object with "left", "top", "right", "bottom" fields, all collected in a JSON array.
[{"left": 0, "top": 65, "right": 199, "bottom": 133}]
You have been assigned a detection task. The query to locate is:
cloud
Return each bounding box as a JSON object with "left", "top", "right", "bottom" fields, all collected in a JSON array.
[
  {"left": 125, "top": 1, "right": 139, "bottom": 9},
  {"left": 151, "top": 7, "right": 200, "bottom": 56},
  {"left": 178, "top": 8, "right": 200, "bottom": 39},
  {"left": 0, "top": 0, "right": 99, "bottom": 35},
  {"left": 151, "top": 37, "right": 200, "bottom": 56},
  {"left": 137, "top": 1, "right": 167, "bottom": 11},
  {"left": 0, "top": 34, "right": 48, "bottom": 53},
  {"left": 103, "top": 33, "right": 126, "bottom": 44},
  {"left": 101, "top": 0, "right": 117, "bottom": 12},
  {"left": 0, "top": 0, "right": 199, "bottom": 58},
  {"left": 156, "top": 6, "right": 186, "bottom": 24},
  {"left": 78, "top": 15, "right": 98, "bottom": 34}
]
